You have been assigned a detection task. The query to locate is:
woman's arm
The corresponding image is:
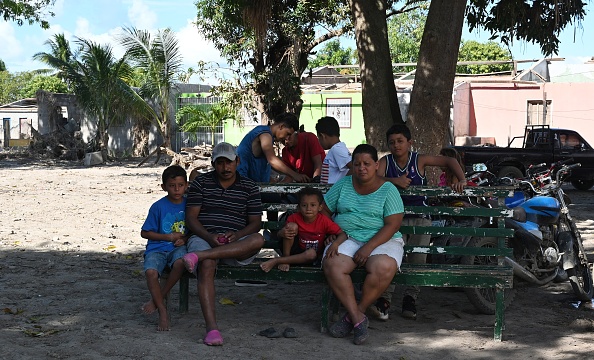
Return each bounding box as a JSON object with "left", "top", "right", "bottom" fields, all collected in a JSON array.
[{"left": 352, "top": 213, "right": 403, "bottom": 266}]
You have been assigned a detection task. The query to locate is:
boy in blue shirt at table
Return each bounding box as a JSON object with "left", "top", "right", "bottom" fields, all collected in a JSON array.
[{"left": 140, "top": 165, "right": 189, "bottom": 331}]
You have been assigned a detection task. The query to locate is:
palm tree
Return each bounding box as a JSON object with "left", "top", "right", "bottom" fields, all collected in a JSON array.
[
  {"left": 34, "top": 35, "right": 155, "bottom": 157},
  {"left": 176, "top": 103, "right": 235, "bottom": 146},
  {"left": 118, "top": 27, "right": 183, "bottom": 150},
  {"left": 33, "top": 33, "right": 79, "bottom": 90}
]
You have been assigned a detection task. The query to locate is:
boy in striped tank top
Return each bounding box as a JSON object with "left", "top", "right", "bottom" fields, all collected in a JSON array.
[{"left": 369, "top": 124, "right": 467, "bottom": 321}]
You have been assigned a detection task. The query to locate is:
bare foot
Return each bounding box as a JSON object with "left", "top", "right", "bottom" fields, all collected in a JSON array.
[
  {"left": 141, "top": 299, "right": 157, "bottom": 314},
  {"left": 260, "top": 258, "right": 277, "bottom": 273},
  {"left": 157, "top": 308, "right": 170, "bottom": 331},
  {"left": 278, "top": 263, "right": 290, "bottom": 272}
]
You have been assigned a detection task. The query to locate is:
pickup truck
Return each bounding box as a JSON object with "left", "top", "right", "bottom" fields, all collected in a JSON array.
[{"left": 454, "top": 125, "right": 594, "bottom": 190}]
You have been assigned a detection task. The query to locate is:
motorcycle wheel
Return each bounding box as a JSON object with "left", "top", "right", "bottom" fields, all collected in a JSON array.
[
  {"left": 461, "top": 236, "right": 516, "bottom": 315},
  {"left": 571, "top": 179, "right": 594, "bottom": 191},
  {"left": 497, "top": 166, "right": 524, "bottom": 179},
  {"left": 567, "top": 237, "right": 594, "bottom": 301},
  {"left": 429, "top": 235, "right": 471, "bottom": 264}
]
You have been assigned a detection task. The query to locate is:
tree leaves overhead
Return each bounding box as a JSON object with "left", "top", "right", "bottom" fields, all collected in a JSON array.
[
  {"left": 195, "top": 0, "right": 352, "bottom": 119},
  {"left": 466, "top": 0, "right": 587, "bottom": 56},
  {"left": 1, "top": 0, "right": 55, "bottom": 29}
]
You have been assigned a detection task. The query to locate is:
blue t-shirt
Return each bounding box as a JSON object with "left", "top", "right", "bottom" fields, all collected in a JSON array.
[
  {"left": 141, "top": 196, "right": 187, "bottom": 254},
  {"left": 323, "top": 176, "right": 404, "bottom": 242},
  {"left": 236, "top": 125, "right": 273, "bottom": 182}
]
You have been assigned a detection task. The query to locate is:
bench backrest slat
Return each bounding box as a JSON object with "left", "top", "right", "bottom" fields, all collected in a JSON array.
[{"left": 259, "top": 183, "right": 515, "bottom": 197}]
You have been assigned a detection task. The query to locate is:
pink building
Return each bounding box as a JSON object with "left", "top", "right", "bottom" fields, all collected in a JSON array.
[{"left": 452, "top": 59, "right": 594, "bottom": 147}]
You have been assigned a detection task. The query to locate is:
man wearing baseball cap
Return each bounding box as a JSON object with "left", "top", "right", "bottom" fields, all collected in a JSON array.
[{"left": 184, "top": 141, "right": 264, "bottom": 346}]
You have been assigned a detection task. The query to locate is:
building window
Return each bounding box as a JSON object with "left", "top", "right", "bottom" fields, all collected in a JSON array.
[
  {"left": 527, "top": 100, "right": 552, "bottom": 125},
  {"left": 19, "top": 118, "right": 32, "bottom": 139}
]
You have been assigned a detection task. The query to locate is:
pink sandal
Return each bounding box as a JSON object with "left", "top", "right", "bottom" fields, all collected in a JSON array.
[
  {"left": 203, "top": 329, "right": 224, "bottom": 346},
  {"left": 182, "top": 253, "right": 199, "bottom": 274}
]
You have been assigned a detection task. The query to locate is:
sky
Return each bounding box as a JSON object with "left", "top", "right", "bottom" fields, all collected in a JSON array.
[
  {"left": 1, "top": 0, "right": 593, "bottom": 80},
  {"left": 0, "top": 0, "right": 226, "bottom": 82}
]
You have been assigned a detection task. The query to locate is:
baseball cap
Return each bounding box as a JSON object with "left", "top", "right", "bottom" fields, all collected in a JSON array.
[{"left": 212, "top": 142, "right": 237, "bottom": 162}]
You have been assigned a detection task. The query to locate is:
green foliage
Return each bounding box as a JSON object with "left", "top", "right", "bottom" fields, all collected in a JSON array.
[
  {"left": 308, "top": 39, "right": 355, "bottom": 69},
  {"left": 176, "top": 103, "right": 236, "bottom": 145},
  {"left": 194, "top": 0, "right": 352, "bottom": 118},
  {"left": 21, "top": 74, "right": 69, "bottom": 98},
  {"left": 0, "top": 71, "right": 34, "bottom": 105},
  {"left": 0, "top": 59, "right": 6, "bottom": 71},
  {"left": 33, "top": 33, "right": 80, "bottom": 90},
  {"left": 466, "top": 0, "right": 587, "bottom": 56},
  {"left": 387, "top": 5, "right": 428, "bottom": 72},
  {"left": 1, "top": 0, "right": 55, "bottom": 29},
  {"left": 457, "top": 40, "right": 512, "bottom": 74},
  {"left": 118, "top": 27, "right": 184, "bottom": 145},
  {"left": 386, "top": 5, "right": 511, "bottom": 75},
  {"left": 34, "top": 34, "right": 156, "bottom": 152}
]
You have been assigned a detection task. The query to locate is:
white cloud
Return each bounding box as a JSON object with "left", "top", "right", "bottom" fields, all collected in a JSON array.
[
  {"left": 128, "top": 0, "right": 157, "bottom": 30},
  {"left": 176, "top": 19, "right": 228, "bottom": 80},
  {"left": 175, "top": 20, "right": 231, "bottom": 84},
  {"left": 0, "top": 22, "right": 24, "bottom": 62}
]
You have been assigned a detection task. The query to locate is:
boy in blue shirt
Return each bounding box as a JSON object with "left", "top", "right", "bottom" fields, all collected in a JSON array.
[{"left": 140, "top": 165, "right": 189, "bottom": 331}]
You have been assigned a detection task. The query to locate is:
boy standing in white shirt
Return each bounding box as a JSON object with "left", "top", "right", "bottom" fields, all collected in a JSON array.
[{"left": 315, "top": 116, "right": 352, "bottom": 184}]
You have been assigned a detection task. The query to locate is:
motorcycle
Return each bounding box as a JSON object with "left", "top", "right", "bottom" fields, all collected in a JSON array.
[{"left": 462, "top": 160, "right": 594, "bottom": 314}]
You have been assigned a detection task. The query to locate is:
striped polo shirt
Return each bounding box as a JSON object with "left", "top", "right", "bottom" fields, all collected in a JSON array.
[{"left": 187, "top": 171, "right": 262, "bottom": 233}]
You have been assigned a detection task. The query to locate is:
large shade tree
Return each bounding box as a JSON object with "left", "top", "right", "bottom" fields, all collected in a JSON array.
[
  {"left": 194, "top": 0, "right": 421, "bottom": 146},
  {"left": 406, "top": 0, "right": 587, "bottom": 158},
  {"left": 195, "top": 0, "right": 355, "bottom": 122}
]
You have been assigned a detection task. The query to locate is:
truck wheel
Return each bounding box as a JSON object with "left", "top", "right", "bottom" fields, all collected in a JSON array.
[
  {"left": 571, "top": 179, "right": 594, "bottom": 191},
  {"left": 497, "top": 166, "right": 523, "bottom": 179}
]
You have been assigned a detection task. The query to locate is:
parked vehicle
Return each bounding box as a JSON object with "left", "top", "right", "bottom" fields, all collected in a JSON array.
[
  {"left": 454, "top": 125, "right": 594, "bottom": 190},
  {"left": 462, "top": 160, "right": 594, "bottom": 314}
]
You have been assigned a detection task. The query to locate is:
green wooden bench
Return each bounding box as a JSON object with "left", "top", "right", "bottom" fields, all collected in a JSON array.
[{"left": 172, "top": 184, "right": 515, "bottom": 341}]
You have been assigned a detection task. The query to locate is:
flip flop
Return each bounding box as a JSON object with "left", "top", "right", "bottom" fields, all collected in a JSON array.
[
  {"left": 283, "top": 327, "right": 298, "bottom": 338},
  {"left": 182, "top": 253, "right": 199, "bottom": 274},
  {"left": 203, "top": 329, "right": 224, "bottom": 346},
  {"left": 258, "top": 327, "right": 282, "bottom": 338}
]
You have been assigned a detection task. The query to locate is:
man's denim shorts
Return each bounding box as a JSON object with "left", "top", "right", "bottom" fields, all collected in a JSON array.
[{"left": 143, "top": 245, "right": 187, "bottom": 275}]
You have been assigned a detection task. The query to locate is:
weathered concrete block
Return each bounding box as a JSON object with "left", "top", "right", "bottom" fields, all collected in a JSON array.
[{"left": 84, "top": 151, "right": 103, "bottom": 166}]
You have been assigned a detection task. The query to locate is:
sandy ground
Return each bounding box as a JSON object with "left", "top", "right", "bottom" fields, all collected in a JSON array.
[{"left": 1, "top": 155, "right": 594, "bottom": 360}]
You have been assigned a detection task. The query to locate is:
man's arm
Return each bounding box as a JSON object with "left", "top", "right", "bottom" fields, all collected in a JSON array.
[
  {"left": 260, "top": 132, "right": 309, "bottom": 182},
  {"left": 185, "top": 205, "right": 218, "bottom": 246},
  {"left": 231, "top": 214, "right": 262, "bottom": 240}
]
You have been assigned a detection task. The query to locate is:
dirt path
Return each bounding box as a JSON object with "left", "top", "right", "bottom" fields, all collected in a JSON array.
[{"left": 1, "top": 157, "right": 593, "bottom": 359}]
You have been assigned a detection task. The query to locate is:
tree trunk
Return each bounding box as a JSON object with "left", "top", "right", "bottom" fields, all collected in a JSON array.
[
  {"left": 407, "top": 0, "right": 467, "bottom": 157},
  {"left": 160, "top": 121, "right": 171, "bottom": 149},
  {"left": 100, "top": 129, "right": 109, "bottom": 161},
  {"left": 132, "top": 116, "right": 151, "bottom": 157},
  {"left": 349, "top": 0, "right": 404, "bottom": 151}
]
